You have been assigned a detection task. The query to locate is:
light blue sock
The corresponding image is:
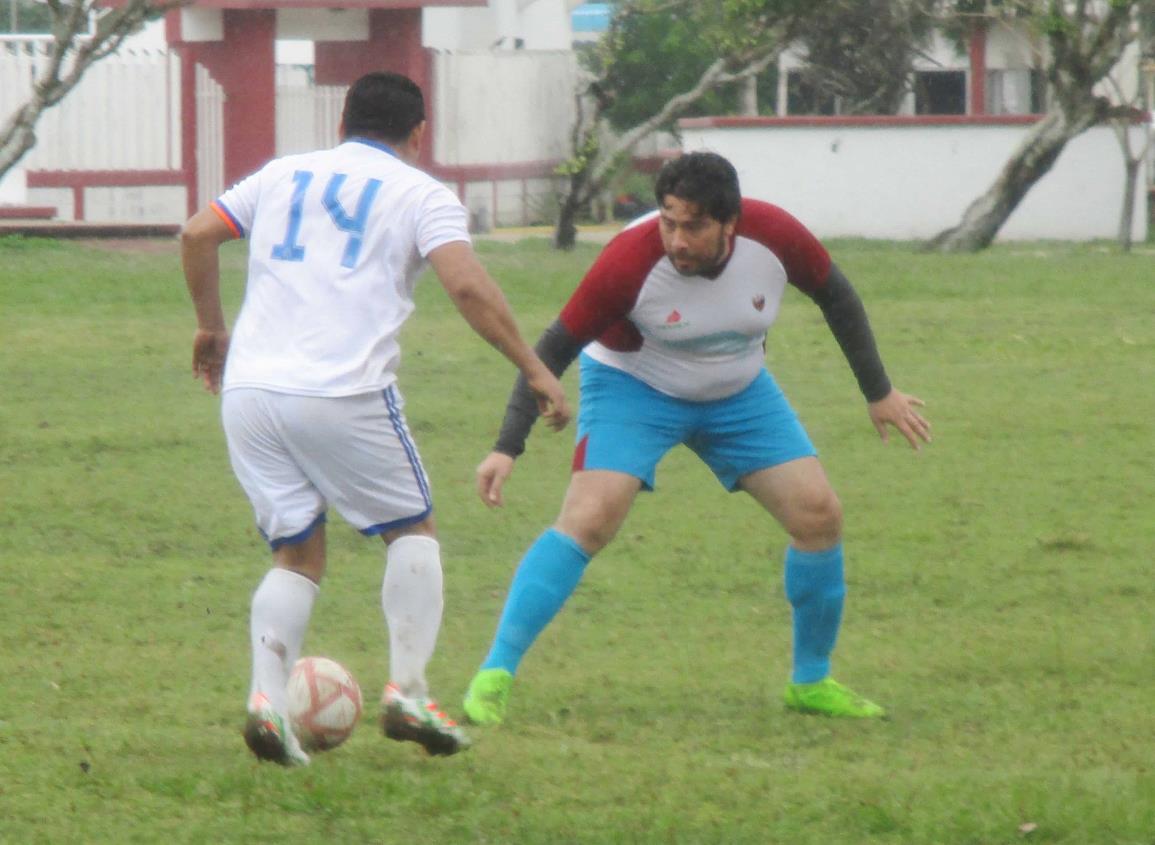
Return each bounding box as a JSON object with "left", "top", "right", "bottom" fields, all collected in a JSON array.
[
  {"left": 784, "top": 544, "right": 846, "bottom": 684},
  {"left": 480, "top": 528, "right": 591, "bottom": 674}
]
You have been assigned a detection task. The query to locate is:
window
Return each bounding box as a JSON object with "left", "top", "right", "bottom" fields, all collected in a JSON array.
[
  {"left": 986, "top": 68, "right": 1047, "bottom": 115},
  {"left": 914, "top": 70, "right": 966, "bottom": 115}
]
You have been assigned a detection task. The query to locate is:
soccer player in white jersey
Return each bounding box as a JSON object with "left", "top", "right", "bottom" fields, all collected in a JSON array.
[
  {"left": 462, "top": 151, "right": 931, "bottom": 726},
  {"left": 180, "top": 72, "right": 570, "bottom": 766}
]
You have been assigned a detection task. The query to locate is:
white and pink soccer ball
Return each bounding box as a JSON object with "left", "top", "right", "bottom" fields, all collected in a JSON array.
[{"left": 285, "top": 656, "right": 363, "bottom": 752}]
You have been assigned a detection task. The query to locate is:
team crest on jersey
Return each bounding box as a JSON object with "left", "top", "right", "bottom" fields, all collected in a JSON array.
[
  {"left": 659, "top": 308, "right": 689, "bottom": 330},
  {"left": 752, "top": 295, "right": 766, "bottom": 311}
]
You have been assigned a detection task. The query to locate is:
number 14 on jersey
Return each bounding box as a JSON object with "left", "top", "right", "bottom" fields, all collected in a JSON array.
[{"left": 272, "top": 170, "right": 382, "bottom": 269}]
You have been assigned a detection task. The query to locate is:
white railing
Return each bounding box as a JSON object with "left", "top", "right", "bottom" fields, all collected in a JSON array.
[
  {"left": 276, "top": 65, "right": 343, "bottom": 157},
  {"left": 195, "top": 63, "right": 224, "bottom": 207},
  {"left": 0, "top": 41, "right": 180, "bottom": 170}
]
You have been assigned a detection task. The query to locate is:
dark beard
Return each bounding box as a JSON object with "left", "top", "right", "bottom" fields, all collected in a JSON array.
[{"left": 682, "top": 233, "right": 730, "bottom": 277}]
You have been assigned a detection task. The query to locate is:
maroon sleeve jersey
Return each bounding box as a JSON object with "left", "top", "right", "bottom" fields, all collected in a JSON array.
[{"left": 559, "top": 198, "right": 830, "bottom": 401}]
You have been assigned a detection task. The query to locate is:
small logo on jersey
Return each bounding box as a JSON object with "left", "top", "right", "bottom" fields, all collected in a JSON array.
[
  {"left": 665, "top": 309, "right": 682, "bottom": 324},
  {"left": 752, "top": 295, "right": 766, "bottom": 311}
]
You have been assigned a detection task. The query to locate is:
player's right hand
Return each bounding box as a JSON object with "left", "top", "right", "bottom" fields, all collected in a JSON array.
[
  {"left": 476, "top": 451, "right": 516, "bottom": 508},
  {"left": 192, "top": 328, "right": 230, "bottom": 394},
  {"left": 527, "top": 371, "right": 571, "bottom": 432}
]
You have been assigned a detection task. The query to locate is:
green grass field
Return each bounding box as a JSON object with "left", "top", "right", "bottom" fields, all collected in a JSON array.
[{"left": 1, "top": 233, "right": 1153, "bottom": 844}]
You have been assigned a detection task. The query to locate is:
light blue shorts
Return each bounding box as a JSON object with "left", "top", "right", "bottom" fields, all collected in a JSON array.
[{"left": 573, "top": 354, "right": 816, "bottom": 492}]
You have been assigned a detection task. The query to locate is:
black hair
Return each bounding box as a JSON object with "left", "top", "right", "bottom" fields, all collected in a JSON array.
[
  {"left": 653, "top": 151, "right": 741, "bottom": 222},
  {"left": 342, "top": 72, "right": 425, "bottom": 144}
]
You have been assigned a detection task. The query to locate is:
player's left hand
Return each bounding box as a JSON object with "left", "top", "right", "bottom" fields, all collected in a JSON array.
[
  {"left": 868, "top": 388, "right": 931, "bottom": 451},
  {"left": 476, "top": 451, "right": 516, "bottom": 508},
  {"left": 192, "top": 328, "right": 230, "bottom": 394}
]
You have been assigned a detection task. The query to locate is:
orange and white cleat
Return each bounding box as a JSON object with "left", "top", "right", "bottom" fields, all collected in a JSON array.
[{"left": 380, "top": 683, "right": 471, "bottom": 756}]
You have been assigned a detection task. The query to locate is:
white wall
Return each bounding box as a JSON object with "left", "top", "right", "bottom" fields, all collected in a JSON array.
[
  {"left": 85, "top": 185, "right": 186, "bottom": 223},
  {"left": 680, "top": 119, "right": 1149, "bottom": 242},
  {"left": 433, "top": 49, "right": 577, "bottom": 164},
  {"left": 424, "top": 0, "right": 574, "bottom": 50},
  {"left": 518, "top": 0, "right": 574, "bottom": 50},
  {"left": 0, "top": 165, "right": 26, "bottom": 204}
]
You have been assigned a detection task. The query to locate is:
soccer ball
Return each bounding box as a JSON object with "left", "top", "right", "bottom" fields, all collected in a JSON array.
[{"left": 286, "top": 656, "right": 363, "bottom": 752}]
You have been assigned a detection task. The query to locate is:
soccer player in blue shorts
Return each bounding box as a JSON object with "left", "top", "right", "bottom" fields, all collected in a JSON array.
[{"left": 462, "top": 151, "right": 930, "bottom": 725}]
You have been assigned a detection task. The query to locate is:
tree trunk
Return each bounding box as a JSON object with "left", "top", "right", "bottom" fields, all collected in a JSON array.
[
  {"left": 926, "top": 107, "right": 1102, "bottom": 252},
  {"left": 740, "top": 76, "right": 758, "bottom": 116},
  {"left": 1117, "top": 156, "right": 1140, "bottom": 252},
  {"left": 553, "top": 183, "right": 584, "bottom": 250},
  {"left": 1110, "top": 115, "right": 1150, "bottom": 254}
]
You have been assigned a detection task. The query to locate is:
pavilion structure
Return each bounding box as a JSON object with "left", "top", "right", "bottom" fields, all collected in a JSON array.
[{"left": 166, "top": 0, "right": 484, "bottom": 192}]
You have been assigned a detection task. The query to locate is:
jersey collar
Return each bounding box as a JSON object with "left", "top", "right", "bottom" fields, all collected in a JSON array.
[{"left": 345, "top": 136, "right": 399, "bottom": 158}]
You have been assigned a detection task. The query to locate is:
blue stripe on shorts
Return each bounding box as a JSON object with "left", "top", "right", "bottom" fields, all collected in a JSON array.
[{"left": 357, "top": 385, "right": 433, "bottom": 536}]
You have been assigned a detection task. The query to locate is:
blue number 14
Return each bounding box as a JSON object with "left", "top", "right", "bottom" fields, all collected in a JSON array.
[{"left": 271, "top": 170, "right": 383, "bottom": 268}]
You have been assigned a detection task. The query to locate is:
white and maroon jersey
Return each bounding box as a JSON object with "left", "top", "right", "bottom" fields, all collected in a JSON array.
[
  {"left": 561, "top": 198, "right": 831, "bottom": 401},
  {"left": 212, "top": 138, "right": 470, "bottom": 397}
]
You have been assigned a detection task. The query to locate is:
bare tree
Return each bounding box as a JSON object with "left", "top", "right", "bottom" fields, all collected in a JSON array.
[
  {"left": 927, "top": 0, "right": 1142, "bottom": 252},
  {"left": 0, "top": 0, "right": 186, "bottom": 182}
]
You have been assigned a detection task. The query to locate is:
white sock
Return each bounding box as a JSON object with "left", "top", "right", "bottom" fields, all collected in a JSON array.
[
  {"left": 382, "top": 535, "right": 444, "bottom": 699},
  {"left": 249, "top": 567, "right": 319, "bottom": 714}
]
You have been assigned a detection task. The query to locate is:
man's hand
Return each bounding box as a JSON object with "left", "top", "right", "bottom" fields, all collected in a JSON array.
[
  {"left": 526, "top": 370, "right": 571, "bottom": 432},
  {"left": 192, "top": 329, "right": 230, "bottom": 394},
  {"left": 476, "top": 451, "right": 516, "bottom": 508},
  {"left": 868, "top": 389, "right": 931, "bottom": 450}
]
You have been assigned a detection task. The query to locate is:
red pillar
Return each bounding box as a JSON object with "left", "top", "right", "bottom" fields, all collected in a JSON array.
[
  {"left": 165, "top": 12, "right": 201, "bottom": 216},
  {"left": 178, "top": 48, "right": 199, "bottom": 215},
  {"left": 968, "top": 22, "right": 987, "bottom": 116},
  {"left": 191, "top": 10, "right": 277, "bottom": 187}
]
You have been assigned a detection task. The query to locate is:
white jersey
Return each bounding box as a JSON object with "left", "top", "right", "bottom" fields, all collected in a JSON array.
[
  {"left": 559, "top": 199, "right": 831, "bottom": 401},
  {"left": 212, "top": 138, "right": 470, "bottom": 397}
]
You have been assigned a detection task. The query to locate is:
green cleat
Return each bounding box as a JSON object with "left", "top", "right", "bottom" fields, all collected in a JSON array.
[
  {"left": 783, "top": 678, "right": 887, "bottom": 719},
  {"left": 462, "top": 668, "right": 514, "bottom": 726}
]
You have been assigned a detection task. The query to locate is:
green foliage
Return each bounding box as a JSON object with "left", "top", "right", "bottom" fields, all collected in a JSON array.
[
  {"left": 0, "top": 0, "right": 54, "bottom": 35},
  {"left": 554, "top": 131, "right": 600, "bottom": 178},
  {"left": 581, "top": 2, "right": 767, "bottom": 132},
  {"left": 2, "top": 235, "right": 1155, "bottom": 843}
]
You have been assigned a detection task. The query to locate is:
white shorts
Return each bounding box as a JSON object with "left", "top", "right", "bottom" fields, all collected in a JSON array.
[{"left": 221, "top": 386, "right": 432, "bottom": 549}]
